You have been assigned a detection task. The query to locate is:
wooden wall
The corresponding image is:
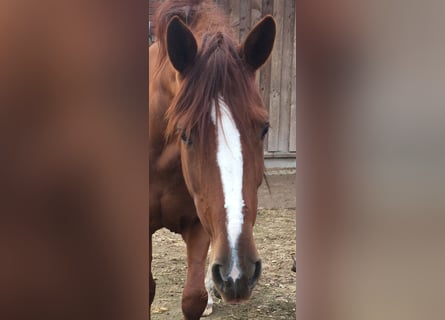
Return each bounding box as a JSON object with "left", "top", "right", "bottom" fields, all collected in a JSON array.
[
  {"left": 149, "top": 0, "right": 296, "bottom": 159},
  {"left": 148, "top": 0, "right": 162, "bottom": 46}
]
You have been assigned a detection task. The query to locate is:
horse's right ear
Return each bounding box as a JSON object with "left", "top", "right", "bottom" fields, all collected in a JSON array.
[{"left": 166, "top": 17, "right": 197, "bottom": 73}]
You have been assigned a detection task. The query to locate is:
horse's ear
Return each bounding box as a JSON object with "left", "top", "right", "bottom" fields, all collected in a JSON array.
[
  {"left": 166, "top": 17, "right": 197, "bottom": 73},
  {"left": 240, "top": 15, "right": 276, "bottom": 71}
]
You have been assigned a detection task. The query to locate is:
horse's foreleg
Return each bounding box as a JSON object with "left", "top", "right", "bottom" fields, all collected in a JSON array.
[
  {"left": 181, "top": 222, "right": 210, "bottom": 320},
  {"left": 201, "top": 263, "right": 214, "bottom": 317}
]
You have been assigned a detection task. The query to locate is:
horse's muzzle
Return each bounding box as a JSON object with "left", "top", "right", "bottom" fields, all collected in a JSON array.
[{"left": 211, "top": 259, "right": 262, "bottom": 303}]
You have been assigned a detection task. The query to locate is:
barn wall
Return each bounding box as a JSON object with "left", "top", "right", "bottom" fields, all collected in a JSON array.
[
  {"left": 216, "top": 0, "right": 296, "bottom": 167},
  {"left": 148, "top": 0, "right": 296, "bottom": 166},
  {"left": 148, "top": 0, "right": 162, "bottom": 45}
]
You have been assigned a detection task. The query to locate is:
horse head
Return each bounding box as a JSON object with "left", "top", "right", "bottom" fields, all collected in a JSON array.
[{"left": 165, "top": 15, "right": 275, "bottom": 303}]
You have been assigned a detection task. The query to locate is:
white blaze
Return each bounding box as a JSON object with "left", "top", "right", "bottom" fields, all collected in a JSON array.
[{"left": 211, "top": 98, "right": 244, "bottom": 279}]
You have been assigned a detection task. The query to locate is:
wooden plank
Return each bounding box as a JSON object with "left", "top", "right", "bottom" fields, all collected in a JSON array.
[
  {"left": 278, "top": 0, "right": 295, "bottom": 152},
  {"left": 289, "top": 9, "right": 297, "bottom": 152},
  {"left": 261, "top": 0, "right": 273, "bottom": 15},
  {"left": 252, "top": 0, "right": 262, "bottom": 90},
  {"left": 267, "top": 0, "right": 284, "bottom": 152},
  {"left": 259, "top": 0, "right": 273, "bottom": 152},
  {"left": 259, "top": 0, "right": 274, "bottom": 152},
  {"left": 239, "top": 0, "right": 251, "bottom": 42},
  {"left": 215, "top": 0, "right": 230, "bottom": 14},
  {"left": 229, "top": 0, "right": 240, "bottom": 41},
  {"left": 251, "top": 0, "right": 262, "bottom": 26}
]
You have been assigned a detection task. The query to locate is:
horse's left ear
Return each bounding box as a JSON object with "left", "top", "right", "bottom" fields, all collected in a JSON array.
[{"left": 240, "top": 15, "right": 276, "bottom": 71}]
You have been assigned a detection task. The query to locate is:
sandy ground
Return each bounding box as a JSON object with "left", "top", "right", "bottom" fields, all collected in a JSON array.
[{"left": 151, "top": 174, "right": 296, "bottom": 319}]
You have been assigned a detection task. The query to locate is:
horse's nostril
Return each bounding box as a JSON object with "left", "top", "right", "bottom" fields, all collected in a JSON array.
[
  {"left": 212, "top": 264, "right": 224, "bottom": 288},
  {"left": 250, "top": 260, "right": 262, "bottom": 288}
]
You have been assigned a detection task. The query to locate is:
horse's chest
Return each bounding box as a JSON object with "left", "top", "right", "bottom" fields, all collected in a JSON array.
[{"left": 149, "top": 165, "right": 197, "bottom": 234}]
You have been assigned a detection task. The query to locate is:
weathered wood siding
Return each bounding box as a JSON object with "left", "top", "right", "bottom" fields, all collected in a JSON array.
[
  {"left": 149, "top": 0, "right": 296, "bottom": 159},
  {"left": 215, "top": 0, "right": 296, "bottom": 157}
]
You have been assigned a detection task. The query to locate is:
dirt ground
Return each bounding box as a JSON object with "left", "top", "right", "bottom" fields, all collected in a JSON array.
[{"left": 151, "top": 174, "right": 296, "bottom": 319}]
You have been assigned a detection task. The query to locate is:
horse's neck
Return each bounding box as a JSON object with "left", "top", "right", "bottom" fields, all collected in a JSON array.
[
  {"left": 149, "top": 45, "right": 175, "bottom": 126},
  {"left": 149, "top": 49, "right": 181, "bottom": 172}
]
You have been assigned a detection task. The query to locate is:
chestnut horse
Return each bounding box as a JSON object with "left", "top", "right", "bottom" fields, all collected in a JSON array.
[{"left": 149, "top": 1, "right": 275, "bottom": 319}]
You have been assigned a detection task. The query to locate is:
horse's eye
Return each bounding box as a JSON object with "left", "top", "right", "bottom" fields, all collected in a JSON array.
[
  {"left": 260, "top": 122, "right": 270, "bottom": 140},
  {"left": 180, "top": 130, "right": 192, "bottom": 145}
]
